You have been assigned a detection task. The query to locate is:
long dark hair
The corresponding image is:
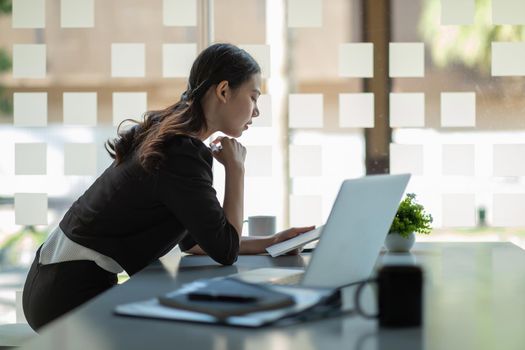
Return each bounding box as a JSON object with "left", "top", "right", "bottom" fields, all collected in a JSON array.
[{"left": 105, "top": 43, "right": 261, "bottom": 172}]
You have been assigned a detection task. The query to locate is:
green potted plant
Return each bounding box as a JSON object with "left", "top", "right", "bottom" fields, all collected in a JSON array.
[{"left": 385, "top": 193, "right": 433, "bottom": 252}]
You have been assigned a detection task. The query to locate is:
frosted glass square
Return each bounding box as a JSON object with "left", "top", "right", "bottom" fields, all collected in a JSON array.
[
  {"left": 61, "top": 0, "right": 94, "bottom": 28},
  {"left": 112, "top": 92, "right": 147, "bottom": 126},
  {"left": 441, "top": 0, "right": 474, "bottom": 25},
  {"left": 287, "top": 0, "right": 322, "bottom": 27},
  {"left": 442, "top": 144, "right": 475, "bottom": 176},
  {"left": 245, "top": 146, "right": 272, "bottom": 177},
  {"left": 339, "top": 93, "right": 374, "bottom": 128},
  {"left": 252, "top": 94, "right": 272, "bottom": 127},
  {"left": 239, "top": 45, "right": 270, "bottom": 78},
  {"left": 13, "top": 44, "right": 46, "bottom": 78},
  {"left": 492, "top": 42, "right": 525, "bottom": 76},
  {"left": 15, "top": 143, "right": 47, "bottom": 175},
  {"left": 245, "top": 179, "right": 278, "bottom": 217},
  {"left": 163, "top": 0, "right": 197, "bottom": 26},
  {"left": 111, "top": 44, "right": 145, "bottom": 78},
  {"left": 389, "top": 93, "right": 425, "bottom": 127},
  {"left": 493, "top": 144, "right": 525, "bottom": 176},
  {"left": 290, "top": 145, "right": 322, "bottom": 177},
  {"left": 442, "top": 194, "right": 476, "bottom": 227},
  {"left": 13, "top": 0, "right": 45, "bottom": 28},
  {"left": 163, "top": 43, "right": 196, "bottom": 78},
  {"left": 290, "top": 195, "right": 322, "bottom": 227},
  {"left": 63, "top": 92, "right": 97, "bottom": 126},
  {"left": 339, "top": 43, "right": 373, "bottom": 78},
  {"left": 13, "top": 92, "right": 47, "bottom": 127},
  {"left": 15, "top": 193, "right": 47, "bottom": 225},
  {"left": 441, "top": 92, "right": 476, "bottom": 127},
  {"left": 390, "top": 144, "right": 423, "bottom": 175},
  {"left": 322, "top": 144, "right": 360, "bottom": 177},
  {"left": 289, "top": 94, "right": 323, "bottom": 128},
  {"left": 493, "top": 194, "right": 525, "bottom": 226},
  {"left": 492, "top": 0, "right": 525, "bottom": 25},
  {"left": 64, "top": 143, "right": 97, "bottom": 175},
  {"left": 389, "top": 43, "right": 424, "bottom": 78}
]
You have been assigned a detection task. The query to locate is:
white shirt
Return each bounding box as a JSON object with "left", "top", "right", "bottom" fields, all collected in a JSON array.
[{"left": 39, "top": 226, "right": 124, "bottom": 274}]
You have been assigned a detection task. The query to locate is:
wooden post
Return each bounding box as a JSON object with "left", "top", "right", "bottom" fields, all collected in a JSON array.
[{"left": 362, "top": 0, "right": 392, "bottom": 174}]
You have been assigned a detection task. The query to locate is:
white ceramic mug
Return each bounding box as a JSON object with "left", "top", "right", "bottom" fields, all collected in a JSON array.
[{"left": 245, "top": 215, "right": 276, "bottom": 237}]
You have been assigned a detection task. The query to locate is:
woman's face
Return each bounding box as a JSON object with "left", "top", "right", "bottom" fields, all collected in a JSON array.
[{"left": 216, "top": 73, "right": 262, "bottom": 138}]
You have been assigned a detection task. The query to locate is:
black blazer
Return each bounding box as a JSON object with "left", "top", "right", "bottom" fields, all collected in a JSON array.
[{"left": 59, "top": 135, "right": 239, "bottom": 275}]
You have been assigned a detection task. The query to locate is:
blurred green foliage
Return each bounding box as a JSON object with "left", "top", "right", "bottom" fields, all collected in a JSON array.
[
  {"left": 0, "top": 49, "right": 10, "bottom": 71},
  {"left": 0, "top": 0, "right": 11, "bottom": 13},
  {"left": 0, "top": 226, "right": 47, "bottom": 267},
  {"left": 419, "top": 0, "right": 525, "bottom": 75},
  {"left": 0, "top": 0, "right": 12, "bottom": 115}
]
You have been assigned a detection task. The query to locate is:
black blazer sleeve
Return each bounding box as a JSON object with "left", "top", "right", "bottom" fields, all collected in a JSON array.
[
  {"left": 156, "top": 138, "right": 240, "bottom": 265},
  {"left": 178, "top": 232, "right": 197, "bottom": 252}
]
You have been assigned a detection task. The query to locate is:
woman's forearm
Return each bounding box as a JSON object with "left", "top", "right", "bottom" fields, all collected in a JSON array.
[
  {"left": 184, "top": 227, "right": 313, "bottom": 257},
  {"left": 222, "top": 165, "right": 244, "bottom": 238},
  {"left": 238, "top": 236, "right": 272, "bottom": 254},
  {"left": 185, "top": 166, "right": 245, "bottom": 257},
  {"left": 185, "top": 236, "right": 271, "bottom": 255}
]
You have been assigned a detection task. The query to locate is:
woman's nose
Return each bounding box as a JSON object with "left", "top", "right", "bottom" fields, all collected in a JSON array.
[{"left": 252, "top": 106, "right": 260, "bottom": 118}]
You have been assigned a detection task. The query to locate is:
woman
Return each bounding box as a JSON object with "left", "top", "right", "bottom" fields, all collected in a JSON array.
[{"left": 22, "top": 43, "right": 313, "bottom": 331}]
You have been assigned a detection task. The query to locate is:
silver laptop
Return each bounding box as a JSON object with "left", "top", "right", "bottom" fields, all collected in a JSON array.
[{"left": 233, "top": 174, "right": 411, "bottom": 288}]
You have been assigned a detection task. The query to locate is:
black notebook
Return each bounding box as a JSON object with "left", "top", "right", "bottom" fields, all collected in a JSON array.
[{"left": 158, "top": 278, "right": 295, "bottom": 320}]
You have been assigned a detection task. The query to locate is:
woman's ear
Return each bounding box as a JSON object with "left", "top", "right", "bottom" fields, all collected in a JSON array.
[{"left": 215, "top": 80, "right": 229, "bottom": 103}]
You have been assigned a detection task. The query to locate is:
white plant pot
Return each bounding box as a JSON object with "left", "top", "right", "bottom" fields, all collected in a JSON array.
[{"left": 385, "top": 232, "right": 415, "bottom": 252}]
